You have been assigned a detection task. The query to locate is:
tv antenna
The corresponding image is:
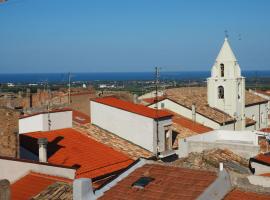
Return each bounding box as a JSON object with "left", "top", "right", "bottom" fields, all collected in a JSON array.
[
  {"left": 68, "top": 72, "right": 71, "bottom": 104},
  {"left": 155, "top": 66, "right": 160, "bottom": 158}
]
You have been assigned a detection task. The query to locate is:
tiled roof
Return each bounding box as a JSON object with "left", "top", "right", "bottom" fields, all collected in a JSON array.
[
  {"left": 32, "top": 182, "right": 72, "bottom": 200},
  {"left": 11, "top": 172, "right": 71, "bottom": 200},
  {"left": 72, "top": 109, "right": 90, "bottom": 124},
  {"left": 74, "top": 123, "right": 153, "bottom": 160},
  {"left": 168, "top": 110, "right": 213, "bottom": 134},
  {"left": 254, "top": 90, "right": 270, "bottom": 97},
  {"left": 141, "top": 96, "right": 166, "bottom": 105},
  {"left": 92, "top": 97, "right": 173, "bottom": 119},
  {"left": 245, "top": 117, "right": 256, "bottom": 127},
  {"left": 224, "top": 189, "right": 270, "bottom": 200},
  {"left": 254, "top": 153, "right": 270, "bottom": 165},
  {"left": 20, "top": 128, "right": 134, "bottom": 179},
  {"left": 19, "top": 108, "right": 72, "bottom": 119},
  {"left": 245, "top": 91, "right": 268, "bottom": 106},
  {"left": 163, "top": 87, "right": 267, "bottom": 124},
  {"left": 260, "top": 128, "right": 270, "bottom": 133},
  {"left": 99, "top": 164, "right": 217, "bottom": 200}
]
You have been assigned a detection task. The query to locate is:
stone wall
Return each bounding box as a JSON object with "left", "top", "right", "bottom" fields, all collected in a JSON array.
[{"left": 0, "top": 107, "right": 19, "bottom": 158}]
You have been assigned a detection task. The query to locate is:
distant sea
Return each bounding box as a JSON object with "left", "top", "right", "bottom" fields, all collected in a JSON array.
[{"left": 0, "top": 71, "right": 270, "bottom": 83}]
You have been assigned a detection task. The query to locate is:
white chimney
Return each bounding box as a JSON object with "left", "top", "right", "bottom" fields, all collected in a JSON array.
[
  {"left": 192, "top": 103, "right": 196, "bottom": 122},
  {"left": 219, "top": 162, "right": 224, "bottom": 171},
  {"left": 38, "top": 138, "right": 48, "bottom": 163},
  {"left": 73, "top": 178, "right": 95, "bottom": 200}
]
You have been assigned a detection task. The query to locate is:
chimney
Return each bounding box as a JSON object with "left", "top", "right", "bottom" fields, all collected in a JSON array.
[
  {"left": 192, "top": 103, "right": 196, "bottom": 122},
  {"left": 0, "top": 179, "right": 10, "bottom": 200},
  {"left": 219, "top": 162, "right": 224, "bottom": 171},
  {"left": 38, "top": 138, "right": 48, "bottom": 162},
  {"left": 73, "top": 178, "right": 95, "bottom": 200}
]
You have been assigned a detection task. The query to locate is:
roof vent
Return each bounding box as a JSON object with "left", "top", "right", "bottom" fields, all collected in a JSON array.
[{"left": 132, "top": 176, "right": 154, "bottom": 189}]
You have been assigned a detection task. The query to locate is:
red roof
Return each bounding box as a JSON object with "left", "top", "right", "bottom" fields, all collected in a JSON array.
[
  {"left": 92, "top": 97, "right": 172, "bottom": 119},
  {"left": 19, "top": 108, "right": 72, "bottom": 119},
  {"left": 72, "top": 109, "right": 90, "bottom": 124},
  {"left": 167, "top": 110, "right": 212, "bottom": 133},
  {"left": 11, "top": 172, "right": 71, "bottom": 200},
  {"left": 99, "top": 164, "right": 217, "bottom": 200},
  {"left": 20, "top": 128, "right": 134, "bottom": 179},
  {"left": 255, "top": 153, "right": 270, "bottom": 165},
  {"left": 224, "top": 189, "right": 270, "bottom": 200},
  {"left": 260, "top": 128, "right": 270, "bottom": 133},
  {"left": 141, "top": 96, "right": 166, "bottom": 104}
]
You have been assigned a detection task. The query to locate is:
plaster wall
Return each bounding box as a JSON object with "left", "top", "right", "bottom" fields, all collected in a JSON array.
[
  {"left": 91, "top": 101, "right": 155, "bottom": 152},
  {"left": 0, "top": 158, "right": 75, "bottom": 183}
]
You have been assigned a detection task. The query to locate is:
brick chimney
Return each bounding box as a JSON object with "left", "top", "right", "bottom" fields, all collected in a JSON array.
[{"left": 38, "top": 138, "right": 48, "bottom": 163}]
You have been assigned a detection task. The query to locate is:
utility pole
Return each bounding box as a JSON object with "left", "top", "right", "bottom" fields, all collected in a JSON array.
[
  {"left": 155, "top": 67, "right": 160, "bottom": 158},
  {"left": 68, "top": 72, "right": 71, "bottom": 104},
  {"left": 46, "top": 82, "right": 51, "bottom": 131}
]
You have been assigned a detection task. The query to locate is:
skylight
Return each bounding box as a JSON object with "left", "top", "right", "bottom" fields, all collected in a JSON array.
[{"left": 132, "top": 176, "right": 154, "bottom": 189}]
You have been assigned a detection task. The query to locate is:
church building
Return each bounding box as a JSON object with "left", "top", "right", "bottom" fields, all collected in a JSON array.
[{"left": 144, "top": 38, "right": 269, "bottom": 131}]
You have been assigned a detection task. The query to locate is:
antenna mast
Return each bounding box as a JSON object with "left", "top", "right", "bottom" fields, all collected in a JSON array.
[
  {"left": 46, "top": 82, "right": 51, "bottom": 131},
  {"left": 68, "top": 72, "right": 71, "bottom": 104},
  {"left": 155, "top": 67, "right": 160, "bottom": 158}
]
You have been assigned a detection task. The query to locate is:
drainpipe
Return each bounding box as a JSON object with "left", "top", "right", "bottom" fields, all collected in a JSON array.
[{"left": 38, "top": 138, "right": 48, "bottom": 163}]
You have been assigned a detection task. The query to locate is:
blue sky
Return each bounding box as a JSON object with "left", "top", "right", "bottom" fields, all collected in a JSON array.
[{"left": 0, "top": 0, "right": 269, "bottom": 73}]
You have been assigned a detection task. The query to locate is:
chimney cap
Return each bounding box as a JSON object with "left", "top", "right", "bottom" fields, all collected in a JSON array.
[{"left": 38, "top": 138, "right": 48, "bottom": 145}]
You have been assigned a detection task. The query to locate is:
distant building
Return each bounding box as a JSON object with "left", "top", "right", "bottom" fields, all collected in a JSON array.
[{"left": 144, "top": 38, "right": 269, "bottom": 131}]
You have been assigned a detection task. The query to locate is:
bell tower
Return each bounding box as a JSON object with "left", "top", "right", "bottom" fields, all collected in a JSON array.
[{"left": 207, "top": 38, "right": 245, "bottom": 130}]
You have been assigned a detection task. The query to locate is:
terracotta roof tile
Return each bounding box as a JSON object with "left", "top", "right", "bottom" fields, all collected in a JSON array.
[
  {"left": 92, "top": 97, "right": 173, "bottom": 119},
  {"left": 72, "top": 109, "right": 90, "bottom": 124},
  {"left": 163, "top": 87, "right": 267, "bottom": 124},
  {"left": 11, "top": 172, "right": 71, "bottom": 200},
  {"left": 224, "top": 189, "right": 270, "bottom": 200},
  {"left": 246, "top": 91, "right": 269, "bottom": 106},
  {"left": 99, "top": 164, "right": 217, "bottom": 200},
  {"left": 20, "top": 128, "right": 134, "bottom": 179},
  {"left": 260, "top": 128, "right": 270, "bottom": 133},
  {"left": 167, "top": 110, "right": 213, "bottom": 134},
  {"left": 254, "top": 153, "right": 270, "bottom": 165}
]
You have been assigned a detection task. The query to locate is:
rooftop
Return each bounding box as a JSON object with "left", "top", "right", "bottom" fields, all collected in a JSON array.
[
  {"left": 11, "top": 172, "right": 72, "bottom": 200},
  {"left": 92, "top": 97, "right": 173, "bottom": 119},
  {"left": 19, "top": 108, "right": 72, "bottom": 119},
  {"left": 20, "top": 128, "right": 134, "bottom": 179},
  {"left": 99, "top": 163, "right": 217, "bottom": 200},
  {"left": 253, "top": 153, "right": 270, "bottom": 165},
  {"left": 74, "top": 123, "right": 153, "bottom": 160},
  {"left": 72, "top": 109, "right": 90, "bottom": 125},
  {"left": 162, "top": 87, "right": 267, "bottom": 124},
  {"left": 224, "top": 189, "right": 270, "bottom": 200}
]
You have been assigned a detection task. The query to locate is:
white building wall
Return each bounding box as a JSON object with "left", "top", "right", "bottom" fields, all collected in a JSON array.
[
  {"left": 149, "top": 99, "right": 221, "bottom": 129},
  {"left": 245, "top": 103, "right": 268, "bottom": 130},
  {"left": 19, "top": 111, "right": 72, "bottom": 134},
  {"left": 91, "top": 101, "right": 155, "bottom": 152},
  {"left": 19, "top": 114, "right": 44, "bottom": 134},
  {"left": 0, "top": 158, "right": 76, "bottom": 183},
  {"left": 42, "top": 111, "right": 72, "bottom": 131}
]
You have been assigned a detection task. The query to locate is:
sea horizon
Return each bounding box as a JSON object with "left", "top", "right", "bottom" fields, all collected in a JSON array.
[{"left": 0, "top": 70, "right": 270, "bottom": 83}]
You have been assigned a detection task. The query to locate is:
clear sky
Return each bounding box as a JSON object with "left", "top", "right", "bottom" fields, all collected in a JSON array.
[{"left": 0, "top": 0, "right": 269, "bottom": 73}]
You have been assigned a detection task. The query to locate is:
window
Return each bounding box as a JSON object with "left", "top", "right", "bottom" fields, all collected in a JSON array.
[
  {"left": 161, "top": 102, "right": 165, "bottom": 108},
  {"left": 218, "top": 86, "right": 224, "bottom": 99},
  {"left": 220, "top": 64, "right": 224, "bottom": 77}
]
